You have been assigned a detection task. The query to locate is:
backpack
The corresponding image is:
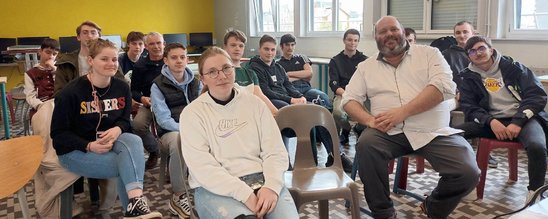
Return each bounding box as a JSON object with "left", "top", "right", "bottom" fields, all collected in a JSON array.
[{"left": 430, "top": 36, "right": 457, "bottom": 52}]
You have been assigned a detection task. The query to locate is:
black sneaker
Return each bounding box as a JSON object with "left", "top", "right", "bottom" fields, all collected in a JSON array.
[
  {"left": 145, "top": 152, "right": 159, "bottom": 170},
  {"left": 169, "top": 193, "right": 192, "bottom": 218},
  {"left": 340, "top": 129, "right": 350, "bottom": 145},
  {"left": 326, "top": 154, "right": 334, "bottom": 167},
  {"left": 340, "top": 154, "right": 353, "bottom": 173},
  {"left": 124, "top": 195, "right": 162, "bottom": 218},
  {"left": 488, "top": 155, "right": 498, "bottom": 168}
]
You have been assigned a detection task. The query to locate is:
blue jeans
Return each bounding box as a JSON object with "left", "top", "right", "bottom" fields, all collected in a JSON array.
[
  {"left": 194, "top": 187, "right": 298, "bottom": 219},
  {"left": 455, "top": 118, "right": 547, "bottom": 191},
  {"left": 160, "top": 132, "right": 187, "bottom": 194},
  {"left": 58, "top": 133, "right": 145, "bottom": 209},
  {"left": 292, "top": 80, "right": 332, "bottom": 111}
]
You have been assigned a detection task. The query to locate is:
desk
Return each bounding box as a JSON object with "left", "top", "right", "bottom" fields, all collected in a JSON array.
[
  {"left": 509, "top": 198, "right": 548, "bottom": 218},
  {"left": 0, "top": 77, "right": 9, "bottom": 139},
  {"left": 309, "top": 57, "right": 331, "bottom": 94},
  {"left": 5, "top": 45, "right": 40, "bottom": 71}
]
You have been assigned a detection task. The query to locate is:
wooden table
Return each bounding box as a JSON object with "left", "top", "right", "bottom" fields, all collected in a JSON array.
[
  {"left": 4, "top": 46, "right": 40, "bottom": 71},
  {"left": 0, "top": 136, "right": 43, "bottom": 198}
]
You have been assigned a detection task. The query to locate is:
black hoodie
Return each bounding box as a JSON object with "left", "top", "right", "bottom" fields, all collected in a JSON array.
[{"left": 249, "top": 55, "right": 303, "bottom": 103}]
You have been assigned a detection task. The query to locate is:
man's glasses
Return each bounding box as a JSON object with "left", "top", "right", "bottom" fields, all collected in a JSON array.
[
  {"left": 467, "top": 46, "right": 488, "bottom": 56},
  {"left": 203, "top": 65, "right": 235, "bottom": 79}
]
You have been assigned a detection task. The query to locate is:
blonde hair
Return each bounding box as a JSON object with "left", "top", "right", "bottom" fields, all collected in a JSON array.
[{"left": 87, "top": 38, "right": 117, "bottom": 58}]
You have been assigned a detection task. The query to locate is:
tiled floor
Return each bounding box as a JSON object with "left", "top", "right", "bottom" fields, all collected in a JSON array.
[{"left": 0, "top": 120, "right": 544, "bottom": 218}]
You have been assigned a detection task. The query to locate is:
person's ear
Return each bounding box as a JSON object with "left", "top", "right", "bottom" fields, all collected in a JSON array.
[{"left": 87, "top": 56, "right": 93, "bottom": 67}]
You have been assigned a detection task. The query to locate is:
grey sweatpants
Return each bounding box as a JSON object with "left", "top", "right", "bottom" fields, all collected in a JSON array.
[{"left": 356, "top": 128, "right": 480, "bottom": 219}]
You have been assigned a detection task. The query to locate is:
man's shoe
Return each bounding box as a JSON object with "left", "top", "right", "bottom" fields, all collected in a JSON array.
[
  {"left": 420, "top": 197, "right": 430, "bottom": 218},
  {"left": 145, "top": 152, "right": 159, "bottom": 170},
  {"left": 124, "top": 195, "right": 162, "bottom": 218},
  {"left": 339, "top": 129, "right": 350, "bottom": 145},
  {"left": 488, "top": 155, "right": 498, "bottom": 168},
  {"left": 340, "top": 154, "right": 353, "bottom": 173},
  {"left": 169, "top": 193, "right": 192, "bottom": 218}
]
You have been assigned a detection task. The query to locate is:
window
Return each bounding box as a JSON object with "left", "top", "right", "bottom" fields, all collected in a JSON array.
[
  {"left": 308, "top": 0, "right": 364, "bottom": 34},
  {"left": 505, "top": 0, "right": 548, "bottom": 39},
  {"left": 514, "top": 0, "right": 548, "bottom": 30},
  {"left": 387, "top": 0, "right": 480, "bottom": 35},
  {"left": 251, "top": 0, "right": 294, "bottom": 34}
]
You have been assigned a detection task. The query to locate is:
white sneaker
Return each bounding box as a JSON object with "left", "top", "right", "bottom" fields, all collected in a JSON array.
[{"left": 525, "top": 190, "right": 539, "bottom": 206}]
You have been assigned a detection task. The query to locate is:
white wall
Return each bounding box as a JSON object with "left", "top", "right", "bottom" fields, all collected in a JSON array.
[{"left": 214, "top": 0, "right": 548, "bottom": 70}]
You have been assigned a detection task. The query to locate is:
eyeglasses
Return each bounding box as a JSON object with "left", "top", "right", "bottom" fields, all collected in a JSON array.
[
  {"left": 203, "top": 65, "right": 235, "bottom": 79},
  {"left": 467, "top": 46, "right": 488, "bottom": 56}
]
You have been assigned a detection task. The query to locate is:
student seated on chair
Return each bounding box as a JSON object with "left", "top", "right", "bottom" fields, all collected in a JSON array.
[
  {"left": 328, "top": 29, "right": 368, "bottom": 146},
  {"left": 119, "top": 31, "right": 146, "bottom": 75},
  {"left": 150, "top": 42, "right": 201, "bottom": 218},
  {"left": 454, "top": 35, "right": 548, "bottom": 204},
  {"left": 180, "top": 47, "right": 298, "bottom": 219},
  {"left": 342, "top": 16, "right": 480, "bottom": 219},
  {"left": 24, "top": 38, "right": 59, "bottom": 121},
  {"left": 131, "top": 32, "right": 167, "bottom": 170},
  {"left": 404, "top": 27, "right": 416, "bottom": 44},
  {"left": 276, "top": 33, "right": 332, "bottom": 112},
  {"left": 54, "top": 20, "right": 123, "bottom": 213},
  {"left": 51, "top": 39, "right": 162, "bottom": 218}
]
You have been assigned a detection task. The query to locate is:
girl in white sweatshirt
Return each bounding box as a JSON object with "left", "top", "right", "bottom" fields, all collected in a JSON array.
[{"left": 179, "top": 47, "right": 298, "bottom": 219}]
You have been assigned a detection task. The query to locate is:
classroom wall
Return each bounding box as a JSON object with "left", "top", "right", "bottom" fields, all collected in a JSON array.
[
  {"left": 214, "top": 0, "right": 548, "bottom": 70},
  {"left": 0, "top": 0, "right": 214, "bottom": 89}
]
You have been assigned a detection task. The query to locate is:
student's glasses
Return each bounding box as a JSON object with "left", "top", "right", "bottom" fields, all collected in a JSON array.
[
  {"left": 203, "top": 65, "right": 235, "bottom": 79},
  {"left": 467, "top": 46, "right": 488, "bottom": 57}
]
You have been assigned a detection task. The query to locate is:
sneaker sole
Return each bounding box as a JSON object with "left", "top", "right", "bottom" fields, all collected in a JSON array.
[
  {"left": 123, "top": 212, "right": 163, "bottom": 219},
  {"left": 169, "top": 203, "right": 190, "bottom": 219}
]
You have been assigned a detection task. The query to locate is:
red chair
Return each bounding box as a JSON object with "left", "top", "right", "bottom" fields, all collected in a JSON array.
[
  {"left": 388, "top": 156, "right": 425, "bottom": 174},
  {"left": 476, "top": 138, "right": 524, "bottom": 199},
  {"left": 1, "top": 92, "right": 16, "bottom": 125}
]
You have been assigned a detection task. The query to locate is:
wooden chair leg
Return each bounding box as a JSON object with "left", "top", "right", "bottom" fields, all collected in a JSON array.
[
  {"left": 416, "top": 157, "right": 425, "bottom": 173},
  {"left": 398, "top": 157, "right": 409, "bottom": 190},
  {"left": 319, "top": 199, "right": 329, "bottom": 219},
  {"left": 475, "top": 140, "right": 490, "bottom": 200},
  {"left": 388, "top": 159, "right": 395, "bottom": 174},
  {"left": 508, "top": 148, "right": 518, "bottom": 182}
]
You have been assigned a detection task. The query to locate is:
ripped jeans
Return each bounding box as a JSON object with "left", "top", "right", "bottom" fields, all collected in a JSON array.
[{"left": 194, "top": 186, "right": 298, "bottom": 219}]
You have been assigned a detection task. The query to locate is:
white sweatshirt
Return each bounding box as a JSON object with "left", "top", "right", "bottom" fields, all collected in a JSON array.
[{"left": 179, "top": 87, "right": 288, "bottom": 202}]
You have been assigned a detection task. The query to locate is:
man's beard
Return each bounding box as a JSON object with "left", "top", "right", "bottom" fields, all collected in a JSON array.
[{"left": 377, "top": 35, "right": 407, "bottom": 57}]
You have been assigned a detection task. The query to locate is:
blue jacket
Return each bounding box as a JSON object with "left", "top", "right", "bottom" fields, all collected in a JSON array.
[
  {"left": 459, "top": 53, "right": 548, "bottom": 128},
  {"left": 151, "top": 65, "right": 202, "bottom": 132}
]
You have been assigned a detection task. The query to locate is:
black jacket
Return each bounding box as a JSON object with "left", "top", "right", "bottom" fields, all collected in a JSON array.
[
  {"left": 442, "top": 45, "right": 469, "bottom": 89},
  {"left": 459, "top": 54, "right": 548, "bottom": 128},
  {"left": 131, "top": 55, "right": 164, "bottom": 102},
  {"left": 328, "top": 50, "right": 367, "bottom": 93},
  {"left": 249, "top": 55, "right": 303, "bottom": 103}
]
